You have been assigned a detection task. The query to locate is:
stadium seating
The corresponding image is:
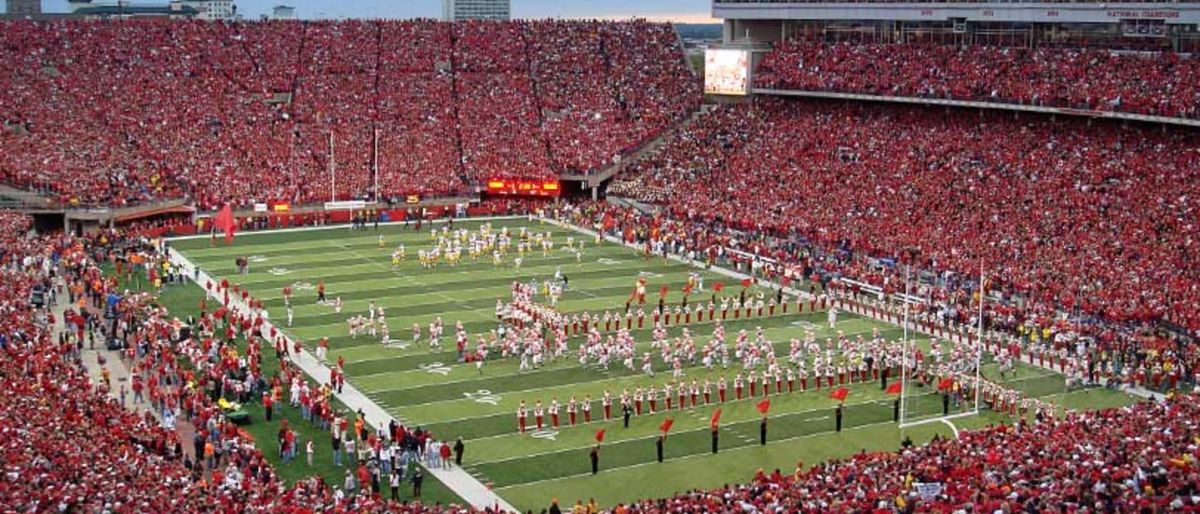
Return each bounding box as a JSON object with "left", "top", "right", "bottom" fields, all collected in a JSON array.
[
  {"left": 617, "top": 397, "right": 1200, "bottom": 512},
  {"left": 0, "top": 20, "right": 698, "bottom": 208},
  {"left": 756, "top": 40, "right": 1200, "bottom": 120},
  {"left": 609, "top": 98, "right": 1200, "bottom": 337}
]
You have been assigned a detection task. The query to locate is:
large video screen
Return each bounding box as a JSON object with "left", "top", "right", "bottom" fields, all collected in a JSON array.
[{"left": 704, "top": 49, "right": 750, "bottom": 96}]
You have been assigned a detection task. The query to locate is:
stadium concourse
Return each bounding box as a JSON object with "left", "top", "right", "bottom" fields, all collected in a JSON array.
[
  {"left": 0, "top": 206, "right": 1199, "bottom": 514},
  {"left": 0, "top": 19, "right": 697, "bottom": 208}
]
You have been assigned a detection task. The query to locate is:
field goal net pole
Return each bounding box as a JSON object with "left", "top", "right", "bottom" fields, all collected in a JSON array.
[{"left": 897, "top": 261, "right": 987, "bottom": 435}]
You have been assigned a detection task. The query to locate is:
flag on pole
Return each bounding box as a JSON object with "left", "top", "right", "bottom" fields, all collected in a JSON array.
[
  {"left": 756, "top": 398, "right": 771, "bottom": 415},
  {"left": 937, "top": 378, "right": 955, "bottom": 391},
  {"left": 659, "top": 285, "right": 669, "bottom": 299},
  {"left": 829, "top": 387, "right": 850, "bottom": 402},
  {"left": 886, "top": 382, "right": 903, "bottom": 395},
  {"left": 713, "top": 282, "right": 724, "bottom": 292},
  {"left": 658, "top": 418, "right": 674, "bottom": 433},
  {"left": 213, "top": 203, "right": 236, "bottom": 243},
  {"left": 740, "top": 278, "right": 753, "bottom": 288},
  {"left": 682, "top": 283, "right": 693, "bottom": 296},
  {"left": 710, "top": 409, "right": 722, "bottom": 430},
  {"left": 594, "top": 429, "right": 606, "bottom": 443}
]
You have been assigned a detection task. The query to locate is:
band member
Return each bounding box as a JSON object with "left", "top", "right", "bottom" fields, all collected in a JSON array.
[{"left": 518, "top": 401, "right": 528, "bottom": 433}]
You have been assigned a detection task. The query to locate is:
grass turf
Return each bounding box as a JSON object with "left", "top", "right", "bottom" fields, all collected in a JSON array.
[{"left": 170, "top": 218, "right": 1137, "bottom": 511}]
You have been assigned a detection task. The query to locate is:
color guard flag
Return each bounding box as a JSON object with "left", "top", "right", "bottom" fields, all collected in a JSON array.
[
  {"left": 937, "top": 378, "right": 955, "bottom": 391},
  {"left": 659, "top": 285, "right": 669, "bottom": 299},
  {"left": 710, "top": 409, "right": 722, "bottom": 430},
  {"left": 213, "top": 203, "right": 236, "bottom": 243},
  {"left": 594, "top": 429, "right": 606, "bottom": 443},
  {"left": 682, "top": 284, "right": 693, "bottom": 296},
  {"left": 713, "top": 282, "right": 725, "bottom": 292},
  {"left": 829, "top": 387, "right": 850, "bottom": 402},
  {"left": 756, "top": 398, "right": 771, "bottom": 415},
  {"left": 886, "top": 382, "right": 903, "bottom": 395},
  {"left": 659, "top": 418, "right": 674, "bottom": 433},
  {"left": 740, "top": 277, "right": 753, "bottom": 288}
]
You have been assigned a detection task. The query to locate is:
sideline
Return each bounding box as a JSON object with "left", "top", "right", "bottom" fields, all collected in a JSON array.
[{"left": 167, "top": 246, "right": 518, "bottom": 512}]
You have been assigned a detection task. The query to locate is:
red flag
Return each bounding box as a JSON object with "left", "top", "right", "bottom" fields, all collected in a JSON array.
[
  {"left": 886, "top": 382, "right": 903, "bottom": 395},
  {"left": 659, "top": 285, "right": 669, "bottom": 299},
  {"left": 829, "top": 387, "right": 850, "bottom": 402},
  {"left": 781, "top": 276, "right": 792, "bottom": 287},
  {"left": 658, "top": 418, "right": 674, "bottom": 433},
  {"left": 213, "top": 203, "right": 236, "bottom": 243},
  {"left": 937, "top": 378, "right": 954, "bottom": 391},
  {"left": 709, "top": 409, "right": 722, "bottom": 430},
  {"left": 682, "top": 284, "right": 693, "bottom": 296},
  {"left": 594, "top": 429, "right": 606, "bottom": 443},
  {"left": 756, "top": 398, "right": 771, "bottom": 415},
  {"left": 740, "top": 277, "right": 752, "bottom": 288},
  {"left": 713, "top": 282, "right": 724, "bottom": 292}
]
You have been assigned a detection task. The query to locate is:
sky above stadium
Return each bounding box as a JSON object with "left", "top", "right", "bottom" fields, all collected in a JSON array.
[{"left": 31, "top": 0, "right": 718, "bottom": 22}]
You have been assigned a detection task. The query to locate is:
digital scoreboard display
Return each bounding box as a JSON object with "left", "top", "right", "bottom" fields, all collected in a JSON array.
[{"left": 704, "top": 49, "right": 751, "bottom": 96}]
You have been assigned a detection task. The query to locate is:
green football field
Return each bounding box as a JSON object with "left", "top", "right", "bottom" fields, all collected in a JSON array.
[{"left": 171, "top": 217, "right": 1136, "bottom": 511}]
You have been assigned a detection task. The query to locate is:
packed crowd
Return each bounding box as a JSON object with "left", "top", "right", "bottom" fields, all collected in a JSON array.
[
  {"left": 756, "top": 40, "right": 1200, "bottom": 120},
  {"left": 620, "top": 397, "right": 1200, "bottom": 513},
  {"left": 608, "top": 99, "right": 1200, "bottom": 335},
  {"left": 0, "top": 19, "right": 698, "bottom": 207}
]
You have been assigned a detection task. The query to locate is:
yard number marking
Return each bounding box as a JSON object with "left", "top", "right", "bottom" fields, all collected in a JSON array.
[
  {"left": 419, "top": 362, "right": 452, "bottom": 376},
  {"left": 463, "top": 389, "right": 501, "bottom": 405}
]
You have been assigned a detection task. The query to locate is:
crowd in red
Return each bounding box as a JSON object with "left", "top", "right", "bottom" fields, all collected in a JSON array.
[
  {"left": 610, "top": 99, "right": 1200, "bottom": 334},
  {"left": 756, "top": 40, "right": 1200, "bottom": 120},
  {"left": 0, "top": 19, "right": 697, "bottom": 208},
  {"left": 620, "top": 398, "right": 1200, "bottom": 513}
]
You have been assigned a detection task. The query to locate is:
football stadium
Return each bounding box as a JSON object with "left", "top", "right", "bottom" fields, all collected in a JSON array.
[{"left": 0, "top": 0, "right": 1197, "bottom": 512}]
